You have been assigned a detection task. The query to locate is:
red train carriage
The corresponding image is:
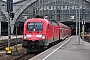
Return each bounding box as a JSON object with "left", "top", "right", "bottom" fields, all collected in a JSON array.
[
  {"left": 66, "top": 26, "right": 71, "bottom": 37},
  {"left": 58, "top": 23, "right": 71, "bottom": 40},
  {"left": 22, "top": 17, "right": 71, "bottom": 52}
]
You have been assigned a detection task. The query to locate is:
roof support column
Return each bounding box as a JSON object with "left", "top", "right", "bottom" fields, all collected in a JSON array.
[
  {"left": 10, "top": 20, "right": 15, "bottom": 35},
  {"left": 0, "top": 21, "right": 1, "bottom": 36}
]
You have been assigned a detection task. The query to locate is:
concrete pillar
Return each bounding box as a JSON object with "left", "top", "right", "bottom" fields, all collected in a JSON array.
[
  {"left": 10, "top": 24, "right": 14, "bottom": 35},
  {"left": 0, "top": 21, "right": 1, "bottom": 36},
  {"left": 10, "top": 20, "right": 15, "bottom": 35}
]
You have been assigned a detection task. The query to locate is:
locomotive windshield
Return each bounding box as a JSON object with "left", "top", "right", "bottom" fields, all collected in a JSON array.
[{"left": 27, "top": 22, "right": 43, "bottom": 31}]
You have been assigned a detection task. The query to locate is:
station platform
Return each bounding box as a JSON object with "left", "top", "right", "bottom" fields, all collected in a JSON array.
[
  {"left": 0, "top": 35, "right": 22, "bottom": 40},
  {"left": 30, "top": 36, "right": 90, "bottom": 60}
]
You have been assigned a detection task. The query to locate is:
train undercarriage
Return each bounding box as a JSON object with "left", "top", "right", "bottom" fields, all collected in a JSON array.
[{"left": 22, "top": 39, "right": 62, "bottom": 52}]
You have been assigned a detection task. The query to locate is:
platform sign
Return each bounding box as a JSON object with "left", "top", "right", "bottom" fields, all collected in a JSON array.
[
  {"left": 7, "top": 0, "right": 13, "bottom": 12},
  {"left": 70, "top": 16, "right": 75, "bottom": 19},
  {"left": 82, "top": 20, "right": 85, "bottom": 25}
]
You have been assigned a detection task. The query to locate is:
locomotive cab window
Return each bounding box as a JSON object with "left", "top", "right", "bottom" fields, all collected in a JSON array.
[{"left": 27, "top": 22, "right": 43, "bottom": 31}]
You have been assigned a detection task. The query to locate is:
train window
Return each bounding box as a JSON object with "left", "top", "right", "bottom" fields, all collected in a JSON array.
[
  {"left": 51, "top": 20, "right": 58, "bottom": 26},
  {"left": 61, "top": 23, "right": 66, "bottom": 28},
  {"left": 27, "top": 22, "right": 43, "bottom": 31}
]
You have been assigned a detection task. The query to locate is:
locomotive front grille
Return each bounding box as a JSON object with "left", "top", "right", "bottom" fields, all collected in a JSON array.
[{"left": 28, "top": 40, "right": 45, "bottom": 48}]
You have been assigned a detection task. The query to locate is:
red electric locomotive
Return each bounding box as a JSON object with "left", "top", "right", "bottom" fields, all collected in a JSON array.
[{"left": 22, "top": 17, "right": 71, "bottom": 52}]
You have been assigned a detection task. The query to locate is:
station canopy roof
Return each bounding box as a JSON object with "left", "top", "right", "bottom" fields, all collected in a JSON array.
[
  {"left": 1, "top": 0, "right": 90, "bottom": 4},
  {"left": 1, "top": 0, "right": 26, "bottom": 3}
]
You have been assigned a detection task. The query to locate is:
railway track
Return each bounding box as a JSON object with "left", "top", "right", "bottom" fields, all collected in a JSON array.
[
  {"left": 0, "top": 38, "right": 38, "bottom": 60},
  {"left": 0, "top": 38, "right": 65, "bottom": 60},
  {"left": 0, "top": 38, "right": 22, "bottom": 50},
  {"left": 11, "top": 53, "right": 36, "bottom": 60},
  {"left": 0, "top": 48, "right": 37, "bottom": 60}
]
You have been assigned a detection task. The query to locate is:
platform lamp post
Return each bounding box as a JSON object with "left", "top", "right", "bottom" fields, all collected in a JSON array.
[
  {"left": 82, "top": 8, "right": 85, "bottom": 49},
  {"left": 76, "top": 9, "right": 77, "bottom": 36},
  {"left": 15, "top": 22, "right": 19, "bottom": 53},
  {"left": 82, "top": 20, "right": 85, "bottom": 49},
  {"left": 78, "top": 0, "right": 82, "bottom": 44},
  {"left": 5, "top": 0, "right": 13, "bottom": 54}
]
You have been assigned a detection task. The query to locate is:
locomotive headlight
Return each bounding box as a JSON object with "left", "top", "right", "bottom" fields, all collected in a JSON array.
[
  {"left": 42, "top": 35, "right": 45, "bottom": 39},
  {"left": 26, "top": 34, "right": 32, "bottom": 37},
  {"left": 24, "top": 35, "right": 27, "bottom": 39}
]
